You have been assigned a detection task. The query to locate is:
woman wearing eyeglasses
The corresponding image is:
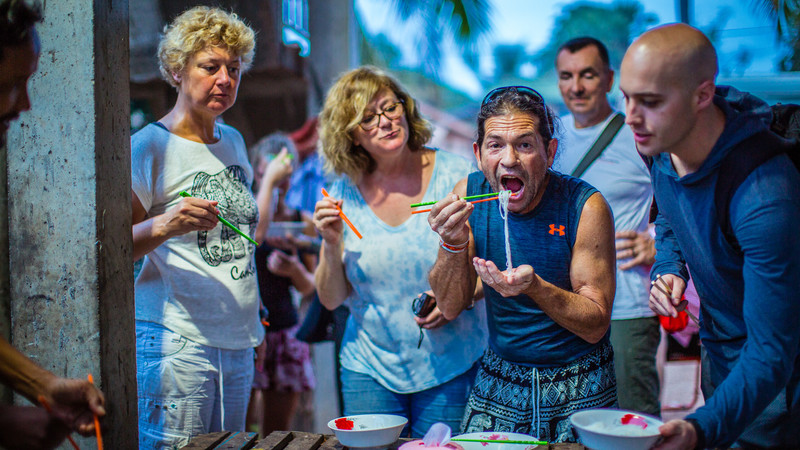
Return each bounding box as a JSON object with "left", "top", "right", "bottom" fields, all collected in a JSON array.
[{"left": 312, "top": 66, "right": 488, "bottom": 437}]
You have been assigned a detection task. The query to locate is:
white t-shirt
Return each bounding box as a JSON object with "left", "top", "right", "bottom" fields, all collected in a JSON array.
[
  {"left": 131, "top": 123, "right": 264, "bottom": 349},
  {"left": 332, "top": 149, "right": 488, "bottom": 393},
  {"left": 554, "top": 113, "right": 654, "bottom": 319}
]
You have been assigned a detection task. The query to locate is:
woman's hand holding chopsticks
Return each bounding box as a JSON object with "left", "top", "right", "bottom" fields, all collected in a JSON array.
[
  {"left": 312, "top": 195, "right": 345, "bottom": 247},
  {"left": 161, "top": 195, "right": 221, "bottom": 238},
  {"left": 313, "top": 193, "right": 353, "bottom": 310},
  {"left": 649, "top": 273, "right": 687, "bottom": 318}
]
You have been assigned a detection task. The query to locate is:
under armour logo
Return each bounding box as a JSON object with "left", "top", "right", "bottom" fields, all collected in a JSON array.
[{"left": 549, "top": 224, "right": 565, "bottom": 236}]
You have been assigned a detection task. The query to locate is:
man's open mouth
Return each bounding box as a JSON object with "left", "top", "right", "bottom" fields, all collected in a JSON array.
[{"left": 501, "top": 175, "right": 524, "bottom": 194}]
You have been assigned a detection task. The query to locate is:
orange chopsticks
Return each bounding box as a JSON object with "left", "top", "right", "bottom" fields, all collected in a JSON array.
[
  {"left": 38, "top": 395, "right": 80, "bottom": 450},
  {"left": 321, "top": 188, "right": 363, "bottom": 239},
  {"left": 410, "top": 195, "right": 499, "bottom": 214},
  {"left": 87, "top": 374, "right": 103, "bottom": 450}
]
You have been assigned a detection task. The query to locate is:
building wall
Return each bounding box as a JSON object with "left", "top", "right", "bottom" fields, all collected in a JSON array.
[{"left": 5, "top": 0, "right": 137, "bottom": 446}]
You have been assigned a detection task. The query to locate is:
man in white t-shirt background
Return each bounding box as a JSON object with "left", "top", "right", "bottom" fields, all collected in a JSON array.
[{"left": 553, "top": 36, "right": 660, "bottom": 417}]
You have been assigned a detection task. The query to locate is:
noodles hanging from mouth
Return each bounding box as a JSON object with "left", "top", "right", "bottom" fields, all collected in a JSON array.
[{"left": 497, "top": 190, "right": 512, "bottom": 271}]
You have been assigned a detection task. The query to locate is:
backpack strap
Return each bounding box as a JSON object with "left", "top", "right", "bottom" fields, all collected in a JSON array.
[
  {"left": 571, "top": 113, "right": 626, "bottom": 178},
  {"left": 637, "top": 151, "right": 659, "bottom": 223},
  {"left": 715, "top": 129, "right": 794, "bottom": 253}
]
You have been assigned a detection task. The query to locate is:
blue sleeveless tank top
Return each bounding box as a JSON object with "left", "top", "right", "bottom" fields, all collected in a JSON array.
[{"left": 467, "top": 169, "right": 608, "bottom": 367}]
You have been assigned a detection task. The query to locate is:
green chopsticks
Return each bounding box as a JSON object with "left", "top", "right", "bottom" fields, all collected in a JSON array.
[
  {"left": 450, "top": 438, "right": 548, "bottom": 446},
  {"left": 410, "top": 191, "right": 510, "bottom": 208},
  {"left": 178, "top": 191, "right": 258, "bottom": 246}
]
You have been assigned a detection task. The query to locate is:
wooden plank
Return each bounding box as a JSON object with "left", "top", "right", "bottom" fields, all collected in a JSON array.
[
  {"left": 181, "top": 431, "right": 232, "bottom": 449},
  {"left": 252, "top": 431, "right": 295, "bottom": 450},
  {"left": 214, "top": 431, "right": 259, "bottom": 449},
  {"left": 316, "top": 435, "right": 344, "bottom": 450},
  {"left": 283, "top": 431, "right": 325, "bottom": 450},
  {"left": 316, "top": 435, "right": 410, "bottom": 450}
]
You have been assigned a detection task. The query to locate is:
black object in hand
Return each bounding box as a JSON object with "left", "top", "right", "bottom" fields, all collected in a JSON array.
[
  {"left": 412, "top": 293, "right": 436, "bottom": 349},
  {"left": 412, "top": 293, "right": 436, "bottom": 318}
]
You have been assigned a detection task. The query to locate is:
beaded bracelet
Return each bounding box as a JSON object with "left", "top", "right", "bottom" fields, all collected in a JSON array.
[{"left": 439, "top": 238, "right": 469, "bottom": 253}]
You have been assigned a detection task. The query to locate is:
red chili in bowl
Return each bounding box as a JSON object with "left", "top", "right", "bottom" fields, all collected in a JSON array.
[{"left": 335, "top": 418, "right": 355, "bottom": 430}]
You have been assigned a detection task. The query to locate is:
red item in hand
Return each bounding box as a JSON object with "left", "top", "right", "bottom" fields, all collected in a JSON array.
[
  {"left": 659, "top": 309, "right": 689, "bottom": 333},
  {"left": 335, "top": 418, "right": 354, "bottom": 430}
]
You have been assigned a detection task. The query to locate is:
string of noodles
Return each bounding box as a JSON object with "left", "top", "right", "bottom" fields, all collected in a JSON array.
[{"left": 497, "top": 190, "right": 512, "bottom": 270}]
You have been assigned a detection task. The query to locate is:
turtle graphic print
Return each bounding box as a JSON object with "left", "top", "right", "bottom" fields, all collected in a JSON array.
[{"left": 188, "top": 165, "right": 258, "bottom": 278}]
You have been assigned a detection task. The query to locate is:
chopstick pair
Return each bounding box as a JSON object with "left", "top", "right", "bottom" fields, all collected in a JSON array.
[
  {"left": 652, "top": 274, "right": 700, "bottom": 326},
  {"left": 178, "top": 191, "right": 259, "bottom": 246},
  {"left": 321, "top": 188, "right": 363, "bottom": 239},
  {"left": 450, "top": 438, "right": 548, "bottom": 445},
  {"left": 410, "top": 191, "right": 510, "bottom": 215},
  {"left": 37, "top": 374, "right": 103, "bottom": 450},
  {"left": 87, "top": 374, "right": 103, "bottom": 450},
  {"left": 38, "top": 395, "right": 81, "bottom": 450}
]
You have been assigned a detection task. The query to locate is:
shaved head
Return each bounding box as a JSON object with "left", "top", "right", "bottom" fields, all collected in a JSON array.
[
  {"left": 619, "top": 23, "right": 724, "bottom": 166},
  {"left": 623, "top": 23, "right": 717, "bottom": 90}
]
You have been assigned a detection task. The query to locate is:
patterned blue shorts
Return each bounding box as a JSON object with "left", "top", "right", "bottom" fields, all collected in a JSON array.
[{"left": 461, "top": 342, "right": 617, "bottom": 443}]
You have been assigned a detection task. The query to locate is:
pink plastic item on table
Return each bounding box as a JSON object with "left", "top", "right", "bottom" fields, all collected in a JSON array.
[{"left": 399, "top": 441, "right": 464, "bottom": 450}]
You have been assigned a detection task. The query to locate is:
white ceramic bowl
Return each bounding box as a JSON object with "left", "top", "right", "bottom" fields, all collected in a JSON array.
[
  {"left": 328, "top": 414, "right": 408, "bottom": 449},
  {"left": 452, "top": 432, "right": 545, "bottom": 450},
  {"left": 570, "top": 409, "right": 663, "bottom": 450}
]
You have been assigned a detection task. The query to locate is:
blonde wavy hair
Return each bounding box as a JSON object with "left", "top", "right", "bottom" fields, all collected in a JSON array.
[
  {"left": 158, "top": 6, "right": 255, "bottom": 89},
  {"left": 319, "top": 66, "right": 433, "bottom": 181}
]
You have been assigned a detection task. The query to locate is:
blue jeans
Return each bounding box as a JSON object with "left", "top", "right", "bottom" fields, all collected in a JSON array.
[
  {"left": 340, "top": 363, "right": 478, "bottom": 438},
  {"left": 136, "top": 321, "right": 254, "bottom": 450}
]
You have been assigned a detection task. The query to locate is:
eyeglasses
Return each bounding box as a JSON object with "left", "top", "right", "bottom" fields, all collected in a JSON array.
[
  {"left": 481, "top": 86, "right": 552, "bottom": 137},
  {"left": 359, "top": 100, "right": 405, "bottom": 131}
]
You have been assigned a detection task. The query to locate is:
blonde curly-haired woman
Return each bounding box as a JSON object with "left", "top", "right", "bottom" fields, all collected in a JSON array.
[{"left": 130, "top": 6, "right": 270, "bottom": 448}]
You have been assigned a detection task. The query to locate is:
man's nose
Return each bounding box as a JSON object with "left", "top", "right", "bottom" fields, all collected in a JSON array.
[
  {"left": 570, "top": 77, "right": 583, "bottom": 94},
  {"left": 500, "top": 147, "right": 518, "bottom": 166},
  {"left": 624, "top": 101, "right": 639, "bottom": 125}
]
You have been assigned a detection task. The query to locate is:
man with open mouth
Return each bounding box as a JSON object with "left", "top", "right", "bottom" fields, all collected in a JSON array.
[{"left": 426, "top": 86, "right": 617, "bottom": 443}]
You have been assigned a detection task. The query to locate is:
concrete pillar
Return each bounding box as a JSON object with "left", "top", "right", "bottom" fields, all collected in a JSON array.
[
  {"left": 0, "top": 140, "right": 10, "bottom": 405},
  {"left": 5, "top": 0, "right": 136, "bottom": 447},
  {"left": 307, "top": 0, "right": 361, "bottom": 114},
  {"left": 304, "top": 0, "right": 360, "bottom": 432}
]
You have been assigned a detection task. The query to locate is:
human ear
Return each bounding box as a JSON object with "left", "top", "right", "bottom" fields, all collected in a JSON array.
[
  {"left": 472, "top": 141, "right": 483, "bottom": 171},
  {"left": 695, "top": 80, "right": 716, "bottom": 110},
  {"left": 546, "top": 138, "right": 558, "bottom": 167},
  {"left": 172, "top": 71, "right": 182, "bottom": 84},
  {"left": 606, "top": 69, "right": 615, "bottom": 93}
]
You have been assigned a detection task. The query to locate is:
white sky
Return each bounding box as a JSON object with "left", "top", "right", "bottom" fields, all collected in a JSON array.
[{"left": 355, "top": 0, "right": 782, "bottom": 98}]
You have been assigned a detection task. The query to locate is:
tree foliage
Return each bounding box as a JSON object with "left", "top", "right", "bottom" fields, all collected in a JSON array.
[
  {"left": 357, "top": 0, "right": 491, "bottom": 79},
  {"left": 751, "top": 0, "right": 800, "bottom": 71},
  {"left": 493, "top": 44, "right": 527, "bottom": 78},
  {"left": 533, "top": 1, "right": 657, "bottom": 72},
  {"left": 359, "top": 31, "right": 403, "bottom": 69}
]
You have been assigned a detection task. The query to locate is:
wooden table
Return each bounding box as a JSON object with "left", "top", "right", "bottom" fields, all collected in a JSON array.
[{"left": 179, "top": 430, "right": 585, "bottom": 450}]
